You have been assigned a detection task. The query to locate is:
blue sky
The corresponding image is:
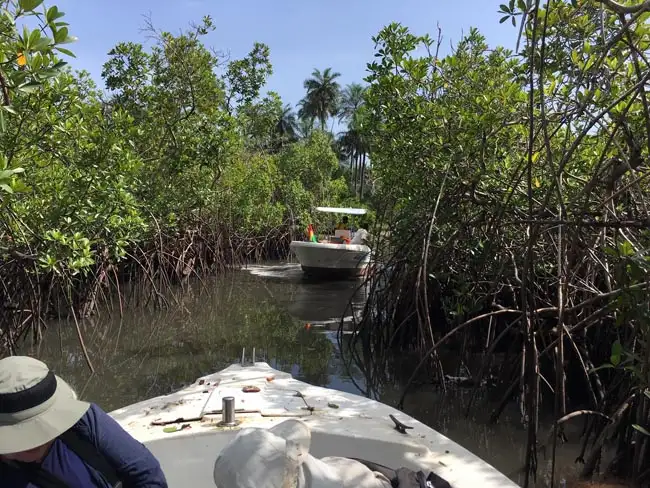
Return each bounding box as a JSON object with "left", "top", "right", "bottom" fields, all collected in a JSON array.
[{"left": 54, "top": 0, "right": 517, "bottom": 110}]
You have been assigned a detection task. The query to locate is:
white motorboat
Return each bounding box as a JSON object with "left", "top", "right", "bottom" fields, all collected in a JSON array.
[
  {"left": 290, "top": 207, "right": 371, "bottom": 279},
  {"left": 109, "top": 360, "right": 518, "bottom": 488}
]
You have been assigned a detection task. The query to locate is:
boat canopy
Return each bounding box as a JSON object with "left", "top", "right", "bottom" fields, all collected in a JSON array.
[{"left": 315, "top": 206, "right": 367, "bottom": 215}]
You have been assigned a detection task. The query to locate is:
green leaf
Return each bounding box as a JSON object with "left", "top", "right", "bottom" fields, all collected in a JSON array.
[
  {"left": 19, "top": 0, "right": 44, "bottom": 12},
  {"left": 610, "top": 339, "right": 622, "bottom": 366},
  {"left": 2, "top": 8, "right": 15, "bottom": 25},
  {"left": 31, "top": 52, "right": 43, "bottom": 70},
  {"left": 18, "top": 81, "right": 41, "bottom": 93},
  {"left": 51, "top": 60, "right": 68, "bottom": 70},
  {"left": 10, "top": 179, "right": 30, "bottom": 193},
  {"left": 1, "top": 105, "right": 17, "bottom": 115},
  {"left": 27, "top": 27, "right": 41, "bottom": 49},
  {"left": 603, "top": 246, "right": 618, "bottom": 257},
  {"left": 54, "top": 46, "right": 75, "bottom": 57},
  {"left": 21, "top": 24, "right": 29, "bottom": 48},
  {"left": 35, "top": 67, "right": 63, "bottom": 80},
  {"left": 607, "top": 57, "right": 619, "bottom": 70},
  {"left": 0, "top": 110, "right": 6, "bottom": 133},
  {"left": 45, "top": 5, "right": 63, "bottom": 23},
  {"left": 619, "top": 240, "right": 635, "bottom": 257},
  {"left": 0, "top": 183, "right": 13, "bottom": 194},
  {"left": 500, "top": 15, "right": 509, "bottom": 24},
  {"left": 60, "top": 35, "right": 78, "bottom": 45},
  {"left": 8, "top": 70, "right": 27, "bottom": 86},
  {"left": 0, "top": 168, "right": 24, "bottom": 180},
  {"left": 571, "top": 50, "right": 579, "bottom": 65},
  {"left": 53, "top": 26, "right": 68, "bottom": 44},
  {"left": 632, "top": 424, "right": 650, "bottom": 436},
  {"left": 31, "top": 37, "right": 52, "bottom": 52}
]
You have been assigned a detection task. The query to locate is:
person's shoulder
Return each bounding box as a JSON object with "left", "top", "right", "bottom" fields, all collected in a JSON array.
[
  {"left": 76, "top": 402, "right": 102, "bottom": 422},
  {"left": 87, "top": 402, "right": 107, "bottom": 414},
  {"left": 72, "top": 402, "right": 108, "bottom": 434}
]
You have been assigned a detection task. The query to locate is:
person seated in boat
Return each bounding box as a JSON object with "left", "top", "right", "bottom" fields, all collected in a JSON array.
[
  {"left": 0, "top": 356, "right": 168, "bottom": 488},
  {"left": 336, "top": 216, "right": 349, "bottom": 230}
]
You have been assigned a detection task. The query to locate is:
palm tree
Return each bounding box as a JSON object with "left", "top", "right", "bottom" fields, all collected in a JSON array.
[
  {"left": 336, "top": 83, "right": 370, "bottom": 196},
  {"left": 353, "top": 112, "right": 371, "bottom": 198},
  {"left": 275, "top": 104, "right": 298, "bottom": 145},
  {"left": 338, "top": 83, "right": 366, "bottom": 124},
  {"left": 299, "top": 68, "right": 341, "bottom": 130},
  {"left": 337, "top": 129, "right": 357, "bottom": 179},
  {"left": 296, "top": 117, "right": 314, "bottom": 139},
  {"left": 297, "top": 98, "right": 316, "bottom": 128},
  {"left": 337, "top": 125, "right": 369, "bottom": 197}
]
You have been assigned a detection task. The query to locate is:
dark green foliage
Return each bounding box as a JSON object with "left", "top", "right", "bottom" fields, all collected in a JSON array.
[{"left": 0, "top": 8, "right": 357, "bottom": 356}]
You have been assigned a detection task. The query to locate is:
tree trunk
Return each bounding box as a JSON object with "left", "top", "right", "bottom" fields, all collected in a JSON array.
[
  {"left": 353, "top": 151, "right": 359, "bottom": 195},
  {"left": 360, "top": 152, "right": 366, "bottom": 199}
]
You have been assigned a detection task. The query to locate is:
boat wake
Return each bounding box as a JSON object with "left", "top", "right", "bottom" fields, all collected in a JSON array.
[{"left": 243, "top": 263, "right": 304, "bottom": 282}]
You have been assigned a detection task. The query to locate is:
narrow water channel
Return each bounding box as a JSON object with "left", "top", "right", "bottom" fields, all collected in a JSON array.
[{"left": 26, "top": 263, "right": 587, "bottom": 487}]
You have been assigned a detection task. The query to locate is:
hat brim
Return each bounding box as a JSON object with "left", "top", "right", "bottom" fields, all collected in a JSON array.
[{"left": 0, "top": 375, "right": 89, "bottom": 455}]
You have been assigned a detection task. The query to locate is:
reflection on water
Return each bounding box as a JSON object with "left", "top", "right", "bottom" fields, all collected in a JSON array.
[
  {"left": 26, "top": 263, "right": 584, "bottom": 486},
  {"left": 28, "top": 264, "right": 368, "bottom": 409},
  {"left": 246, "top": 263, "right": 366, "bottom": 325}
]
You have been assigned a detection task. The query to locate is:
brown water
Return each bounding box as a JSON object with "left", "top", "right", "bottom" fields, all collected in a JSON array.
[{"left": 25, "top": 262, "right": 588, "bottom": 487}]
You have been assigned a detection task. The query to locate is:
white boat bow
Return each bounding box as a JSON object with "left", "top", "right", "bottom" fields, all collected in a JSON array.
[{"left": 110, "top": 362, "right": 518, "bottom": 488}]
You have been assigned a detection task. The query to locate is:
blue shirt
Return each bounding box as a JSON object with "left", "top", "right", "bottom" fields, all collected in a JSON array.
[{"left": 1, "top": 403, "right": 168, "bottom": 488}]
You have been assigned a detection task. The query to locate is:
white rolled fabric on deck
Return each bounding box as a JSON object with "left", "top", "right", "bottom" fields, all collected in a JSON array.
[{"left": 213, "top": 418, "right": 391, "bottom": 488}]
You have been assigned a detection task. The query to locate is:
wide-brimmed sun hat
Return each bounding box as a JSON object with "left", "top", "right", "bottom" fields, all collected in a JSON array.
[{"left": 0, "top": 356, "right": 89, "bottom": 455}]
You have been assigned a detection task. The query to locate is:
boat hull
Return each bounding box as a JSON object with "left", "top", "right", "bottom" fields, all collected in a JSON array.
[{"left": 290, "top": 241, "right": 370, "bottom": 279}]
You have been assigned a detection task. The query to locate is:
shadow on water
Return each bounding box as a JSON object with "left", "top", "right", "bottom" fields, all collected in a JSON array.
[{"left": 24, "top": 262, "right": 586, "bottom": 486}]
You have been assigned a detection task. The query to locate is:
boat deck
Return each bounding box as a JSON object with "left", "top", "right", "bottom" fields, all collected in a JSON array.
[{"left": 110, "top": 362, "right": 519, "bottom": 488}]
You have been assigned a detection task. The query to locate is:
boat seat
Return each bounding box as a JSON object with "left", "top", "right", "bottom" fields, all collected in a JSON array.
[{"left": 334, "top": 229, "right": 351, "bottom": 240}]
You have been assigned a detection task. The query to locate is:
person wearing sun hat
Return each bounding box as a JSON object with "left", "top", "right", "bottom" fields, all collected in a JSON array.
[{"left": 0, "top": 355, "right": 167, "bottom": 488}]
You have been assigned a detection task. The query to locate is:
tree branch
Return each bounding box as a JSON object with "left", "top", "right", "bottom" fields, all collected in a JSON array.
[{"left": 597, "top": 0, "right": 650, "bottom": 14}]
